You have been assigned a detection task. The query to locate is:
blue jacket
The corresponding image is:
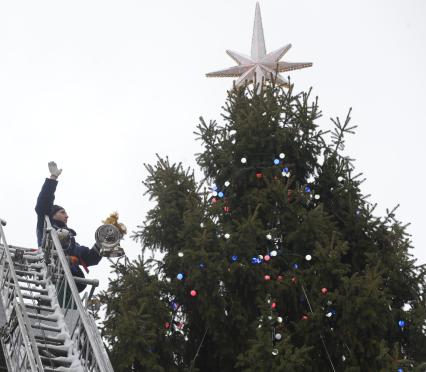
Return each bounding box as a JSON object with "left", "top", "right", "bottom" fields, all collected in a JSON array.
[{"left": 35, "top": 178, "right": 102, "bottom": 291}]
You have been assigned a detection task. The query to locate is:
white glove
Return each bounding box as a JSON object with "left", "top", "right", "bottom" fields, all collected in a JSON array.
[{"left": 48, "top": 161, "right": 62, "bottom": 178}]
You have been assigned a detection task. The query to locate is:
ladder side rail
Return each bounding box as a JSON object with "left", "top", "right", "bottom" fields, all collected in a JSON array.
[
  {"left": 0, "top": 339, "right": 13, "bottom": 372},
  {"left": 0, "top": 220, "right": 44, "bottom": 372},
  {"left": 44, "top": 216, "right": 114, "bottom": 372}
]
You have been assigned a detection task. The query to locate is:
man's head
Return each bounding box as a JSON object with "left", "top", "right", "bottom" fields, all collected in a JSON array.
[{"left": 50, "top": 205, "right": 68, "bottom": 224}]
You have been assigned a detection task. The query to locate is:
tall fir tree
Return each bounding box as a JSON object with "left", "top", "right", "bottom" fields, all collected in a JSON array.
[{"left": 99, "top": 83, "right": 426, "bottom": 371}]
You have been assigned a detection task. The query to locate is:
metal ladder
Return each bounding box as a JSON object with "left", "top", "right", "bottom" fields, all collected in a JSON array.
[{"left": 0, "top": 217, "right": 114, "bottom": 372}]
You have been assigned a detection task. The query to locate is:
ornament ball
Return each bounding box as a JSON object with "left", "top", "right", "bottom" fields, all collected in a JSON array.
[
  {"left": 190, "top": 290, "right": 197, "bottom": 297},
  {"left": 275, "top": 333, "right": 282, "bottom": 341}
]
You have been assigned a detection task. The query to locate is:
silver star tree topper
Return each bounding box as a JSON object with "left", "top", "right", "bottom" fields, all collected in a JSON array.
[{"left": 206, "top": 2, "right": 312, "bottom": 90}]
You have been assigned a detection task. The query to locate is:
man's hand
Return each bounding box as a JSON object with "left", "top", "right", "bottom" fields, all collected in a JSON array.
[{"left": 48, "top": 161, "right": 62, "bottom": 179}]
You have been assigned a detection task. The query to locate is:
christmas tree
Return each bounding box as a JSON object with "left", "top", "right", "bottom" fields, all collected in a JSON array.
[{"left": 99, "top": 4, "right": 426, "bottom": 371}]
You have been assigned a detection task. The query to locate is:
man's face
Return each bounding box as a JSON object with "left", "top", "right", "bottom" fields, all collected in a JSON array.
[{"left": 53, "top": 209, "right": 68, "bottom": 224}]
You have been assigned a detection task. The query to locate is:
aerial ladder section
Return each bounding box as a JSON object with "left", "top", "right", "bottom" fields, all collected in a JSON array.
[{"left": 0, "top": 216, "right": 115, "bottom": 371}]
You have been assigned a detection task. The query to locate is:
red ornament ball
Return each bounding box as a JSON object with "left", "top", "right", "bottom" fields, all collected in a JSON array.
[
  {"left": 321, "top": 287, "right": 328, "bottom": 295},
  {"left": 164, "top": 322, "right": 170, "bottom": 329},
  {"left": 264, "top": 275, "right": 271, "bottom": 281},
  {"left": 224, "top": 206, "right": 230, "bottom": 213},
  {"left": 302, "top": 315, "right": 309, "bottom": 320},
  {"left": 264, "top": 255, "right": 271, "bottom": 261},
  {"left": 256, "top": 172, "right": 263, "bottom": 179},
  {"left": 271, "top": 302, "right": 277, "bottom": 309},
  {"left": 190, "top": 290, "right": 197, "bottom": 297},
  {"left": 291, "top": 277, "right": 297, "bottom": 284},
  {"left": 277, "top": 275, "right": 283, "bottom": 281},
  {"left": 212, "top": 198, "right": 217, "bottom": 203}
]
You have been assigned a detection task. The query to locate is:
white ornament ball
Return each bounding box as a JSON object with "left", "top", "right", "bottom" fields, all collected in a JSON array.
[
  {"left": 272, "top": 349, "right": 279, "bottom": 356},
  {"left": 279, "top": 153, "right": 285, "bottom": 159},
  {"left": 305, "top": 254, "right": 312, "bottom": 261},
  {"left": 178, "top": 252, "right": 184, "bottom": 257},
  {"left": 241, "top": 157, "right": 247, "bottom": 164},
  {"left": 277, "top": 317, "right": 283, "bottom": 323},
  {"left": 275, "top": 333, "right": 282, "bottom": 341},
  {"left": 224, "top": 181, "right": 230, "bottom": 187},
  {"left": 266, "top": 234, "right": 272, "bottom": 240},
  {"left": 271, "top": 250, "right": 277, "bottom": 257},
  {"left": 224, "top": 233, "right": 230, "bottom": 239}
]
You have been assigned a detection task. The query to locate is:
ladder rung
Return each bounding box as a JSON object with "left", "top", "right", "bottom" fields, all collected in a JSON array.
[
  {"left": 14, "top": 269, "right": 44, "bottom": 278},
  {"left": 14, "top": 276, "right": 47, "bottom": 286},
  {"left": 27, "top": 312, "right": 58, "bottom": 323},
  {"left": 1, "top": 244, "right": 40, "bottom": 252},
  {"left": 24, "top": 303, "right": 55, "bottom": 313},
  {"left": 31, "top": 322, "right": 61, "bottom": 333},
  {"left": 36, "top": 342, "right": 69, "bottom": 356},
  {"left": 21, "top": 292, "right": 52, "bottom": 304},
  {"left": 39, "top": 355, "right": 72, "bottom": 367},
  {"left": 34, "top": 334, "right": 66, "bottom": 345},
  {"left": 5, "top": 282, "right": 48, "bottom": 294}
]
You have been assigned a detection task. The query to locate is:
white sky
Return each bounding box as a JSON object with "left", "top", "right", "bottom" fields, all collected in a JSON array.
[{"left": 0, "top": 0, "right": 425, "bottom": 295}]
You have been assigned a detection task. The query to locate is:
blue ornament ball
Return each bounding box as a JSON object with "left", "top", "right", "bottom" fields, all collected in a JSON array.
[
  {"left": 305, "top": 186, "right": 311, "bottom": 193},
  {"left": 251, "top": 257, "right": 261, "bottom": 265},
  {"left": 177, "top": 273, "right": 184, "bottom": 280},
  {"left": 231, "top": 255, "right": 238, "bottom": 262},
  {"left": 218, "top": 191, "right": 224, "bottom": 198},
  {"left": 398, "top": 320, "right": 405, "bottom": 328},
  {"left": 273, "top": 159, "right": 280, "bottom": 165}
]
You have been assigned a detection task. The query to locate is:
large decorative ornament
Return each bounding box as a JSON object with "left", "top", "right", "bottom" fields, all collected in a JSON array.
[
  {"left": 206, "top": 2, "right": 312, "bottom": 90},
  {"left": 95, "top": 224, "right": 124, "bottom": 257}
]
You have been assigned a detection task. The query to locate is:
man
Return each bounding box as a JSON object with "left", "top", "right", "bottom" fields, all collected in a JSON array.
[{"left": 35, "top": 161, "right": 102, "bottom": 292}]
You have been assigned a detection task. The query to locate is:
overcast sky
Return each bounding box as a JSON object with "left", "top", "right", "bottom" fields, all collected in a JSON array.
[{"left": 0, "top": 0, "right": 425, "bottom": 295}]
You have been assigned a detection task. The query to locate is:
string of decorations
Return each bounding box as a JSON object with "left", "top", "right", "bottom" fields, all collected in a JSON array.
[{"left": 164, "top": 150, "right": 407, "bottom": 372}]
